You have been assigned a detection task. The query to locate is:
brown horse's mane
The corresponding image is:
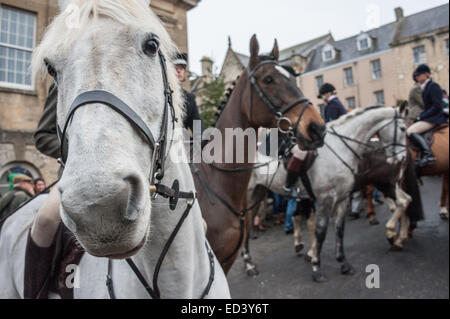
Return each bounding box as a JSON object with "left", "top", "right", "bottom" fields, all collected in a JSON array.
[{"left": 212, "top": 55, "right": 276, "bottom": 127}]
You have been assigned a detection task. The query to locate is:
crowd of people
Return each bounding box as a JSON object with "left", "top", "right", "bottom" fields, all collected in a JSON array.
[{"left": 253, "top": 63, "right": 449, "bottom": 234}]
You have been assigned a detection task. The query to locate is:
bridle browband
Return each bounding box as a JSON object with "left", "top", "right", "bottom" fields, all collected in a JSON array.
[
  {"left": 248, "top": 59, "right": 311, "bottom": 138},
  {"left": 56, "top": 50, "right": 214, "bottom": 299}
]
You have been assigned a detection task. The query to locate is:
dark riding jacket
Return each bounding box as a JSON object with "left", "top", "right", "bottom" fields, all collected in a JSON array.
[
  {"left": 182, "top": 89, "right": 204, "bottom": 134},
  {"left": 419, "top": 80, "right": 448, "bottom": 125},
  {"left": 34, "top": 83, "right": 60, "bottom": 159},
  {"left": 324, "top": 97, "right": 347, "bottom": 123}
]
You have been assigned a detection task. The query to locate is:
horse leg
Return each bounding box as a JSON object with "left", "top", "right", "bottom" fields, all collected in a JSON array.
[
  {"left": 385, "top": 196, "right": 400, "bottom": 246},
  {"left": 440, "top": 174, "right": 449, "bottom": 220},
  {"left": 242, "top": 210, "right": 259, "bottom": 277},
  {"left": 305, "top": 211, "right": 316, "bottom": 263},
  {"left": 293, "top": 215, "right": 304, "bottom": 255},
  {"left": 335, "top": 199, "right": 354, "bottom": 275},
  {"left": 311, "top": 202, "right": 332, "bottom": 283},
  {"left": 392, "top": 187, "right": 412, "bottom": 248}
]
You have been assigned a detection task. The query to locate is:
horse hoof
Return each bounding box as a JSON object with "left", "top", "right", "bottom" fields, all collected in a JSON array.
[
  {"left": 341, "top": 263, "right": 354, "bottom": 275},
  {"left": 246, "top": 268, "right": 259, "bottom": 277},
  {"left": 369, "top": 218, "right": 380, "bottom": 226},
  {"left": 390, "top": 244, "right": 403, "bottom": 251},
  {"left": 440, "top": 213, "right": 449, "bottom": 220},
  {"left": 387, "top": 236, "right": 395, "bottom": 246},
  {"left": 304, "top": 255, "right": 312, "bottom": 263},
  {"left": 295, "top": 243, "right": 304, "bottom": 255},
  {"left": 312, "top": 271, "right": 327, "bottom": 283}
]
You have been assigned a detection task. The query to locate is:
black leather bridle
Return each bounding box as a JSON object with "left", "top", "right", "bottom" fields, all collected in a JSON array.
[
  {"left": 58, "top": 51, "right": 174, "bottom": 186},
  {"left": 56, "top": 50, "right": 214, "bottom": 299},
  {"left": 247, "top": 59, "right": 311, "bottom": 140}
]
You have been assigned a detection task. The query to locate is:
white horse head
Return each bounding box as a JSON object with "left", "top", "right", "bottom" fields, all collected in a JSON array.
[{"left": 32, "top": 0, "right": 183, "bottom": 258}]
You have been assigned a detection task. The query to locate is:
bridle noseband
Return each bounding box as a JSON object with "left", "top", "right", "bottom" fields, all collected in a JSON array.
[
  {"left": 247, "top": 59, "right": 311, "bottom": 141},
  {"left": 58, "top": 50, "right": 174, "bottom": 187}
]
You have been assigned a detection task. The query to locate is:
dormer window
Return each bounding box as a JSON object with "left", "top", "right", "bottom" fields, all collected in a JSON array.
[
  {"left": 357, "top": 33, "right": 372, "bottom": 51},
  {"left": 322, "top": 44, "right": 335, "bottom": 62}
]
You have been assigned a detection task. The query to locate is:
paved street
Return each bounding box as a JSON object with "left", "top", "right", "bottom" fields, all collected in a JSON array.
[{"left": 228, "top": 176, "right": 449, "bottom": 299}]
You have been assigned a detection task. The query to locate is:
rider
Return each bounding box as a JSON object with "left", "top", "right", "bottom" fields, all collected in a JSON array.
[
  {"left": 23, "top": 54, "right": 203, "bottom": 299},
  {"left": 283, "top": 82, "right": 347, "bottom": 197},
  {"left": 406, "top": 64, "right": 448, "bottom": 167},
  {"left": 173, "top": 52, "right": 204, "bottom": 136}
]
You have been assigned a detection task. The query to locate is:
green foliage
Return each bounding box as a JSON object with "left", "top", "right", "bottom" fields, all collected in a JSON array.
[{"left": 199, "top": 76, "right": 226, "bottom": 128}]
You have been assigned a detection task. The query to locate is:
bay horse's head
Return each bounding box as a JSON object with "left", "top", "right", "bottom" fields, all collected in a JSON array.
[
  {"left": 32, "top": 0, "right": 183, "bottom": 258},
  {"left": 242, "top": 35, "right": 326, "bottom": 150}
]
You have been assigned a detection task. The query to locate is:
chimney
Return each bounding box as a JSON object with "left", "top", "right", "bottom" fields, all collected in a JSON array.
[
  {"left": 395, "top": 7, "right": 404, "bottom": 21},
  {"left": 201, "top": 56, "right": 213, "bottom": 83}
]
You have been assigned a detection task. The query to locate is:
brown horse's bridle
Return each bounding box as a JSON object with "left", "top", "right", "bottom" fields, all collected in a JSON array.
[{"left": 247, "top": 59, "right": 311, "bottom": 141}]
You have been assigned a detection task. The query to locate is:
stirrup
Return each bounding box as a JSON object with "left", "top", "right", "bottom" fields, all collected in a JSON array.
[{"left": 417, "top": 155, "right": 435, "bottom": 167}]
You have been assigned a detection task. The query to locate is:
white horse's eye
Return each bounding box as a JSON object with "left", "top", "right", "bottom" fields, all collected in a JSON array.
[
  {"left": 143, "top": 38, "right": 159, "bottom": 56},
  {"left": 44, "top": 58, "right": 57, "bottom": 79}
]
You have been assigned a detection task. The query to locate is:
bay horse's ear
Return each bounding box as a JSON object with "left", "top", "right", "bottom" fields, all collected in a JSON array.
[
  {"left": 270, "top": 39, "right": 279, "bottom": 61},
  {"left": 249, "top": 34, "right": 260, "bottom": 69}
]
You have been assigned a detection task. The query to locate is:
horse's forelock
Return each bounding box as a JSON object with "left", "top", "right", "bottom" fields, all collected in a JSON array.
[{"left": 32, "top": 0, "right": 183, "bottom": 119}]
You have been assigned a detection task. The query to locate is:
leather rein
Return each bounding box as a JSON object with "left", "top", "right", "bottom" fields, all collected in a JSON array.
[{"left": 56, "top": 50, "right": 214, "bottom": 299}]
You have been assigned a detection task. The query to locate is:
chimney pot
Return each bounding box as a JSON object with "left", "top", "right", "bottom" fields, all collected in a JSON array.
[{"left": 395, "top": 7, "right": 404, "bottom": 21}]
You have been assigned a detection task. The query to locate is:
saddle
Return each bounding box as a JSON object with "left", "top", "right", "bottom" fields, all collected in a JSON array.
[{"left": 409, "top": 124, "right": 448, "bottom": 153}]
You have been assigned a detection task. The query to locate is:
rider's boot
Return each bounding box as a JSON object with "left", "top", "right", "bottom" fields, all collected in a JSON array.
[
  {"left": 24, "top": 229, "right": 59, "bottom": 299},
  {"left": 409, "top": 133, "right": 436, "bottom": 167},
  {"left": 283, "top": 157, "right": 309, "bottom": 199}
]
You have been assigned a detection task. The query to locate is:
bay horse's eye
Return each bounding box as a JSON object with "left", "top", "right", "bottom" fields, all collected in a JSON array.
[
  {"left": 143, "top": 38, "right": 159, "bottom": 56},
  {"left": 263, "top": 76, "right": 274, "bottom": 85}
]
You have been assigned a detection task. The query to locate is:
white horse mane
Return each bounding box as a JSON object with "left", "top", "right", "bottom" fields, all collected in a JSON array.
[
  {"left": 32, "top": 0, "right": 183, "bottom": 118},
  {"left": 328, "top": 105, "right": 387, "bottom": 127}
]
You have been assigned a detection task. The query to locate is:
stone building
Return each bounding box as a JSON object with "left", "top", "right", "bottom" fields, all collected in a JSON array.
[
  {"left": 299, "top": 4, "right": 449, "bottom": 109},
  {"left": 0, "top": 0, "right": 199, "bottom": 195}
]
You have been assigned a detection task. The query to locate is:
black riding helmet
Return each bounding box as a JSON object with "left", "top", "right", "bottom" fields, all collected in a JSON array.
[{"left": 318, "top": 83, "right": 336, "bottom": 99}]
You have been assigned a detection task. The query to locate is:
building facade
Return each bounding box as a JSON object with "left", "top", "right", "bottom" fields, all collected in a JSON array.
[
  {"left": 0, "top": 0, "right": 199, "bottom": 195},
  {"left": 299, "top": 5, "right": 449, "bottom": 110}
]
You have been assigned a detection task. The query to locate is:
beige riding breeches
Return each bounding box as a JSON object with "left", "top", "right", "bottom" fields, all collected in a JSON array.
[
  {"left": 31, "top": 187, "right": 61, "bottom": 247},
  {"left": 406, "top": 121, "right": 435, "bottom": 136},
  {"left": 291, "top": 145, "right": 308, "bottom": 160}
]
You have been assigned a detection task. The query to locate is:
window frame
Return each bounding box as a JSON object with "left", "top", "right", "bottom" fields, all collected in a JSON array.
[
  {"left": 346, "top": 96, "right": 356, "bottom": 109},
  {"left": 374, "top": 90, "right": 385, "bottom": 106},
  {"left": 371, "top": 59, "right": 382, "bottom": 80},
  {"left": 357, "top": 33, "right": 372, "bottom": 51},
  {"left": 322, "top": 44, "right": 335, "bottom": 62},
  {"left": 0, "top": 5, "right": 37, "bottom": 91},
  {"left": 343, "top": 67, "right": 354, "bottom": 86},
  {"left": 315, "top": 75, "right": 324, "bottom": 93},
  {"left": 412, "top": 45, "right": 427, "bottom": 65}
]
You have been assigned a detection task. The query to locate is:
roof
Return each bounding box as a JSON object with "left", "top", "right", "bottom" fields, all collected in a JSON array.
[
  {"left": 304, "top": 22, "right": 397, "bottom": 73},
  {"left": 279, "top": 33, "right": 333, "bottom": 61},
  {"left": 303, "top": 3, "right": 449, "bottom": 73},
  {"left": 393, "top": 3, "right": 449, "bottom": 43},
  {"left": 234, "top": 52, "right": 249, "bottom": 67}
]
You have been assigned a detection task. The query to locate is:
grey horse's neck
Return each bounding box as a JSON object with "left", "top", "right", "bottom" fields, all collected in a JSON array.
[{"left": 329, "top": 107, "right": 394, "bottom": 157}]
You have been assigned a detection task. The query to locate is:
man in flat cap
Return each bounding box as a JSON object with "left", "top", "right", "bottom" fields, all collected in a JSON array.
[{"left": 0, "top": 174, "right": 35, "bottom": 224}]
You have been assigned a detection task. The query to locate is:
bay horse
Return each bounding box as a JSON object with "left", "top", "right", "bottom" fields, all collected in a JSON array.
[
  {"left": 248, "top": 106, "right": 408, "bottom": 282},
  {"left": 193, "top": 35, "right": 326, "bottom": 275},
  {"left": 399, "top": 102, "right": 449, "bottom": 220},
  {"left": 0, "top": 0, "right": 230, "bottom": 298}
]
